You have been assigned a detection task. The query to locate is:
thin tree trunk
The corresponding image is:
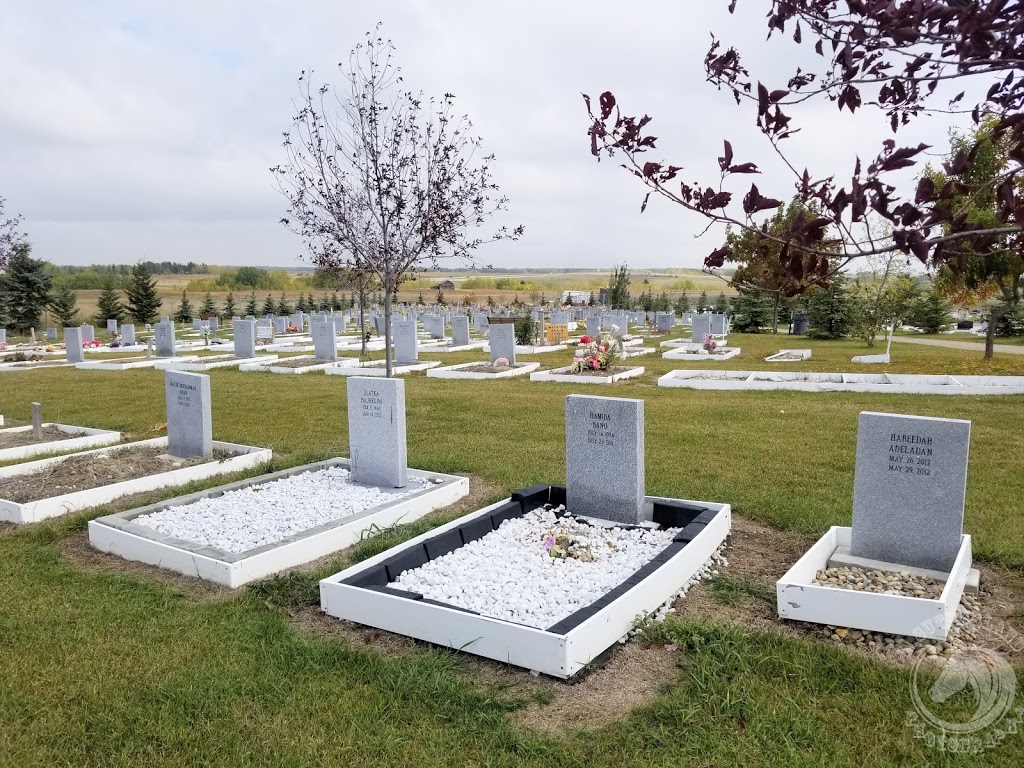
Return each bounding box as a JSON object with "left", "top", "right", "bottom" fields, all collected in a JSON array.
[
  {"left": 384, "top": 286, "right": 393, "bottom": 378},
  {"left": 358, "top": 279, "right": 367, "bottom": 358},
  {"left": 985, "top": 305, "right": 1008, "bottom": 361},
  {"left": 772, "top": 294, "right": 780, "bottom": 334}
]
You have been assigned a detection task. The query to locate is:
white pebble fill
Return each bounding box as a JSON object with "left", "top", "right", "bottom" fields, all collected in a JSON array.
[
  {"left": 393, "top": 508, "right": 679, "bottom": 629},
  {"left": 134, "top": 466, "right": 427, "bottom": 553}
]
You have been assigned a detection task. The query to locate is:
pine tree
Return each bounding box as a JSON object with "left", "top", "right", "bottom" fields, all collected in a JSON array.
[
  {"left": 436, "top": 289, "right": 445, "bottom": 305},
  {"left": 124, "top": 263, "right": 162, "bottom": 324},
  {"left": 805, "top": 276, "right": 861, "bottom": 339},
  {"left": 276, "top": 293, "right": 291, "bottom": 315},
  {"left": 262, "top": 294, "right": 276, "bottom": 316},
  {"left": 696, "top": 290, "right": 709, "bottom": 313},
  {"left": 94, "top": 278, "right": 127, "bottom": 324},
  {"left": 244, "top": 292, "right": 258, "bottom": 316},
  {"left": 909, "top": 286, "right": 953, "bottom": 334},
  {"left": 0, "top": 244, "right": 52, "bottom": 332},
  {"left": 175, "top": 291, "right": 195, "bottom": 323},
  {"left": 49, "top": 285, "right": 79, "bottom": 327},
  {"left": 729, "top": 285, "right": 773, "bottom": 333},
  {"left": 417, "top": 292, "right": 425, "bottom": 305},
  {"left": 608, "top": 265, "right": 631, "bottom": 309},
  {"left": 713, "top": 292, "right": 729, "bottom": 314},
  {"left": 200, "top": 292, "right": 218, "bottom": 318},
  {"left": 588, "top": 291, "right": 596, "bottom": 307},
  {"left": 675, "top": 293, "right": 690, "bottom": 313},
  {"left": 221, "top": 292, "right": 236, "bottom": 320}
]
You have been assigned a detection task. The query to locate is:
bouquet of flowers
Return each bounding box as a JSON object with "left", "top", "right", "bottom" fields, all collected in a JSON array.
[
  {"left": 570, "top": 333, "right": 622, "bottom": 373},
  {"left": 285, "top": 325, "right": 300, "bottom": 333},
  {"left": 702, "top": 334, "right": 718, "bottom": 353}
]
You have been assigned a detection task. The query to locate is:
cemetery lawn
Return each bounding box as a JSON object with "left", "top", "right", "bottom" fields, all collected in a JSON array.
[{"left": 1, "top": 332, "right": 1023, "bottom": 766}]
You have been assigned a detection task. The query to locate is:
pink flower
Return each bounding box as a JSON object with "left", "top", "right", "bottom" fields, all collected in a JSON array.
[{"left": 544, "top": 535, "right": 556, "bottom": 551}]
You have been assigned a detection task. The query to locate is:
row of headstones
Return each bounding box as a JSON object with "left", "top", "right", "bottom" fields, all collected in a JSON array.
[{"left": 690, "top": 313, "right": 729, "bottom": 342}]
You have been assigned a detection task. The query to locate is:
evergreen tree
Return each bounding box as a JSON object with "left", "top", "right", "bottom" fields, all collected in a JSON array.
[
  {"left": 276, "top": 293, "right": 291, "bottom": 316},
  {"left": 295, "top": 292, "right": 307, "bottom": 313},
  {"left": 244, "top": 292, "right": 258, "bottom": 317},
  {"left": 436, "top": 289, "right": 445, "bottom": 304},
  {"left": 417, "top": 291, "right": 425, "bottom": 305},
  {"left": 200, "top": 292, "right": 218, "bottom": 318},
  {"left": 675, "top": 293, "right": 690, "bottom": 313},
  {"left": 656, "top": 291, "right": 671, "bottom": 312},
  {"left": 608, "top": 264, "right": 631, "bottom": 309},
  {"left": 696, "top": 290, "right": 709, "bottom": 312},
  {"left": 0, "top": 244, "right": 52, "bottom": 332},
  {"left": 221, "top": 292, "right": 236, "bottom": 320},
  {"left": 331, "top": 293, "right": 342, "bottom": 311},
  {"left": 124, "top": 263, "right": 162, "bottom": 324},
  {"left": 588, "top": 291, "right": 596, "bottom": 307},
  {"left": 805, "top": 276, "right": 861, "bottom": 339},
  {"left": 909, "top": 285, "right": 953, "bottom": 334},
  {"left": 262, "top": 294, "right": 276, "bottom": 316},
  {"left": 175, "top": 291, "right": 195, "bottom": 323},
  {"left": 49, "top": 285, "right": 79, "bottom": 327},
  {"left": 487, "top": 295, "right": 496, "bottom": 308},
  {"left": 713, "top": 291, "right": 729, "bottom": 314},
  {"left": 729, "top": 285, "right": 773, "bottom": 333},
  {"left": 94, "top": 278, "right": 126, "bottom": 324}
]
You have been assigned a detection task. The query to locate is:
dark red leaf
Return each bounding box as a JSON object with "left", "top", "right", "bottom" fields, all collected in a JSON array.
[{"left": 599, "top": 91, "right": 616, "bottom": 120}]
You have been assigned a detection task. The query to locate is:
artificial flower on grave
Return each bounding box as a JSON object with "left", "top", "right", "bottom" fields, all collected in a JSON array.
[
  {"left": 542, "top": 530, "right": 596, "bottom": 562},
  {"left": 570, "top": 332, "right": 622, "bottom": 373},
  {"left": 493, "top": 357, "right": 511, "bottom": 368},
  {"left": 285, "top": 325, "right": 300, "bottom": 333},
  {"left": 702, "top": 334, "right": 718, "bottom": 353}
]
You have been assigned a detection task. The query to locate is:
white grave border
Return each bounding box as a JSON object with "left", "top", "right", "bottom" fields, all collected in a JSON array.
[
  {"left": 319, "top": 491, "right": 731, "bottom": 678},
  {"left": 0, "top": 424, "right": 121, "bottom": 463},
  {"left": 88, "top": 458, "right": 469, "bottom": 588}
]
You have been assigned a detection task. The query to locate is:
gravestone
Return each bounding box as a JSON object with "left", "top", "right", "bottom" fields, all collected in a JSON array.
[
  {"left": 81, "top": 325, "right": 95, "bottom": 343},
  {"left": 347, "top": 377, "right": 407, "bottom": 488},
  {"left": 489, "top": 322, "right": 516, "bottom": 365},
  {"left": 106, "top": 319, "right": 118, "bottom": 334},
  {"left": 121, "top": 324, "right": 136, "bottom": 346},
  {"left": 234, "top": 319, "right": 256, "bottom": 358},
  {"left": 711, "top": 314, "right": 728, "bottom": 335},
  {"left": 208, "top": 317, "right": 219, "bottom": 331},
  {"left": 851, "top": 411, "right": 971, "bottom": 572},
  {"left": 393, "top": 318, "right": 418, "bottom": 363},
  {"left": 451, "top": 316, "right": 470, "bottom": 346},
  {"left": 586, "top": 317, "right": 600, "bottom": 337},
  {"left": 691, "top": 314, "right": 711, "bottom": 343},
  {"left": 274, "top": 317, "right": 287, "bottom": 335},
  {"left": 46, "top": 328, "right": 57, "bottom": 341},
  {"left": 64, "top": 327, "right": 84, "bottom": 363},
  {"left": 292, "top": 311, "right": 303, "bottom": 330},
  {"left": 192, "top": 319, "right": 202, "bottom": 330},
  {"left": 311, "top": 320, "right": 337, "bottom": 361},
  {"left": 164, "top": 371, "right": 213, "bottom": 459},
  {"left": 334, "top": 315, "right": 347, "bottom": 336},
  {"left": 565, "top": 394, "right": 645, "bottom": 524},
  {"left": 656, "top": 313, "right": 674, "bottom": 332},
  {"left": 792, "top": 312, "right": 809, "bottom": 335},
  {"left": 155, "top": 322, "right": 176, "bottom": 357}
]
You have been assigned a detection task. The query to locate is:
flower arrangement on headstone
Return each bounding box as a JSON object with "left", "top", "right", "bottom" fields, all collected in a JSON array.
[
  {"left": 493, "top": 357, "right": 510, "bottom": 368},
  {"left": 571, "top": 333, "right": 623, "bottom": 372},
  {"left": 702, "top": 334, "right": 718, "bottom": 353}
]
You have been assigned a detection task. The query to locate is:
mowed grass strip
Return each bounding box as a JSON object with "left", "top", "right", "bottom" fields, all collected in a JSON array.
[{"left": 0, "top": 332, "right": 1021, "bottom": 765}]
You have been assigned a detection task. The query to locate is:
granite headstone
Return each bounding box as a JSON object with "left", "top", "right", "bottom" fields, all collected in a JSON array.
[
  {"left": 311, "top": 319, "right": 337, "bottom": 361},
  {"left": 347, "top": 377, "right": 407, "bottom": 488},
  {"left": 64, "top": 327, "right": 84, "bottom": 363},
  {"left": 233, "top": 319, "right": 257, "bottom": 358},
  {"left": 155, "top": 322, "right": 176, "bottom": 357},
  {"left": 121, "top": 324, "right": 136, "bottom": 346},
  {"left": 691, "top": 314, "right": 711, "bottom": 343},
  {"left": 565, "top": 394, "right": 645, "bottom": 524},
  {"left": 164, "top": 371, "right": 213, "bottom": 459},
  {"left": 451, "top": 315, "right": 470, "bottom": 346},
  {"left": 393, "top": 318, "right": 418, "bottom": 363},
  {"left": 489, "top": 322, "right": 516, "bottom": 364}
]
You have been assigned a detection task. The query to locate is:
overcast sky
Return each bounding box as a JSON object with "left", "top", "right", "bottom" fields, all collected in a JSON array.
[{"left": 1, "top": 1, "right": 969, "bottom": 270}]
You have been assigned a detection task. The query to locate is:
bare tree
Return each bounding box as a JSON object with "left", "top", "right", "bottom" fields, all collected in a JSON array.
[
  {"left": 272, "top": 28, "right": 522, "bottom": 376},
  {"left": 584, "top": 1, "right": 1024, "bottom": 293},
  {"left": 0, "top": 196, "right": 25, "bottom": 270}
]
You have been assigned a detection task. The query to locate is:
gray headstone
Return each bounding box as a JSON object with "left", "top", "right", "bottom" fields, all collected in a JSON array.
[
  {"left": 334, "top": 315, "right": 347, "bottom": 336},
  {"left": 656, "top": 313, "right": 674, "bottom": 332},
  {"left": 691, "top": 314, "right": 711, "bottom": 343},
  {"left": 451, "top": 315, "right": 470, "bottom": 346},
  {"left": 106, "top": 319, "right": 118, "bottom": 334},
  {"left": 851, "top": 412, "right": 971, "bottom": 572},
  {"left": 233, "top": 319, "right": 256, "bottom": 358},
  {"left": 46, "top": 328, "right": 57, "bottom": 341},
  {"left": 565, "top": 395, "right": 645, "bottom": 524},
  {"left": 274, "top": 317, "right": 287, "bottom": 335},
  {"left": 155, "top": 322, "right": 176, "bottom": 357},
  {"left": 585, "top": 317, "right": 600, "bottom": 337},
  {"left": 0, "top": 329, "right": 6, "bottom": 344},
  {"left": 347, "top": 377, "right": 407, "bottom": 488},
  {"left": 489, "top": 323, "right": 516, "bottom": 364},
  {"left": 711, "top": 313, "right": 728, "bottom": 335},
  {"left": 291, "top": 312, "right": 303, "bottom": 330},
  {"left": 311, "top": 320, "right": 337, "bottom": 361},
  {"left": 121, "top": 324, "right": 136, "bottom": 346},
  {"left": 164, "top": 371, "right": 213, "bottom": 459},
  {"left": 208, "top": 317, "right": 219, "bottom": 331},
  {"left": 64, "top": 327, "right": 84, "bottom": 363},
  {"left": 192, "top": 318, "right": 202, "bottom": 330},
  {"left": 81, "top": 325, "right": 95, "bottom": 343},
  {"left": 393, "top": 318, "right": 418, "bottom": 363}
]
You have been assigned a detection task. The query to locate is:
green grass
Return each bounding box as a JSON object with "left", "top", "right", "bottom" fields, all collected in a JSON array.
[{"left": 0, "top": 332, "right": 1023, "bottom": 765}]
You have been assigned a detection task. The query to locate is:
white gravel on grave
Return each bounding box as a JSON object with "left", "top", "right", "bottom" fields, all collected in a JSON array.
[
  {"left": 393, "top": 507, "right": 679, "bottom": 629},
  {"left": 134, "top": 466, "right": 428, "bottom": 553}
]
